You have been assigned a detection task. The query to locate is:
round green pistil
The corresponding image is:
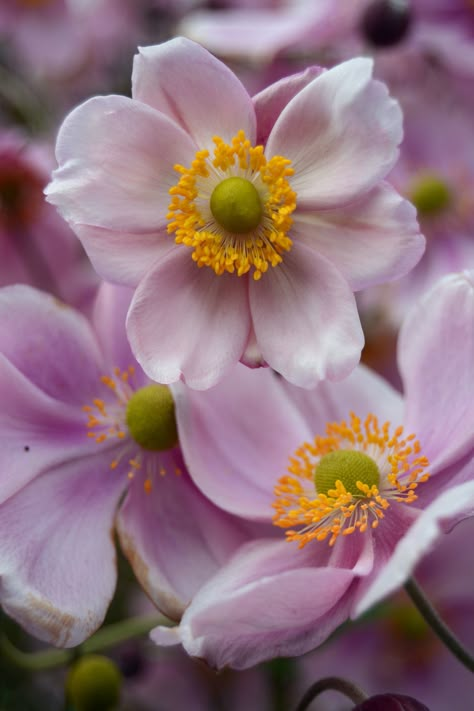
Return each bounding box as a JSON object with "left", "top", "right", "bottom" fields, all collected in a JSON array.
[
  {"left": 126, "top": 384, "right": 178, "bottom": 451},
  {"left": 410, "top": 174, "right": 451, "bottom": 217},
  {"left": 66, "top": 654, "right": 122, "bottom": 711},
  {"left": 210, "top": 176, "right": 263, "bottom": 234},
  {"left": 314, "top": 449, "right": 380, "bottom": 496}
]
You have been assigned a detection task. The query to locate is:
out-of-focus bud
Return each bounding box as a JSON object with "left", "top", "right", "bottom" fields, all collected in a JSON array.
[
  {"left": 66, "top": 654, "right": 122, "bottom": 711},
  {"left": 361, "top": 0, "right": 413, "bottom": 47},
  {"left": 353, "top": 693, "right": 430, "bottom": 710}
]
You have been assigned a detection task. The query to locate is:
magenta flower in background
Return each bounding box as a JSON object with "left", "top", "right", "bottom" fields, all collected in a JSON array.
[
  {"left": 152, "top": 271, "right": 474, "bottom": 669},
  {"left": 0, "top": 282, "right": 249, "bottom": 647},
  {"left": 0, "top": 132, "right": 96, "bottom": 312},
  {"left": 46, "top": 37, "right": 424, "bottom": 389}
]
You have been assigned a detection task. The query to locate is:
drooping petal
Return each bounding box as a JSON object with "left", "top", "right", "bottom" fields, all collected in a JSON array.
[
  {"left": 92, "top": 282, "right": 138, "bottom": 374},
  {"left": 0, "top": 450, "right": 127, "bottom": 647},
  {"left": 73, "top": 224, "right": 177, "bottom": 288},
  {"left": 132, "top": 39, "right": 256, "bottom": 151},
  {"left": 174, "top": 365, "right": 310, "bottom": 519},
  {"left": 0, "top": 285, "right": 104, "bottom": 405},
  {"left": 249, "top": 243, "right": 364, "bottom": 388},
  {"left": 291, "top": 183, "right": 424, "bottom": 291},
  {"left": 126, "top": 250, "right": 251, "bottom": 390},
  {"left": 46, "top": 95, "right": 196, "bottom": 233},
  {"left": 151, "top": 538, "right": 357, "bottom": 670},
  {"left": 253, "top": 66, "right": 324, "bottom": 146},
  {"left": 266, "top": 58, "right": 402, "bottom": 210},
  {"left": 0, "top": 356, "right": 92, "bottom": 503},
  {"left": 398, "top": 272, "right": 474, "bottom": 474},
  {"left": 355, "top": 480, "right": 474, "bottom": 616},
  {"left": 116, "top": 450, "right": 249, "bottom": 621}
]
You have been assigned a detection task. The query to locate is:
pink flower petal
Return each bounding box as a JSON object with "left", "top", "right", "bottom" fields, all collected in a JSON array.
[
  {"left": 249, "top": 244, "right": 364, "bottom": 387},
  {"left": 291, "top": 183, "right": 424, "bottom": 291},
  {"left": 153, "top": 538, "right": 356, "bottom": 669},
  {"left": 73, "top": 224, "right": 177, "bottom": 288},
  {"left": 399, "top": 272, "right": 474, "bottom": 473},
  {"left": 0, "top": 355, "right": 91, "bottom": 503},
  {"left": 132, "top": 39, "right": 256, "bottom": 151},
  {"left": 355, "top": 481, "right": 474, "bottom": 616},
  {"left": 0, "top": 285, "right": 104, "bottom": 405},
  {"left": 46, "top": 95, "right": 196, "bottom": 232},
  {"left": 253, "top": 66, "right": 324, "bottom": 146},
  {"left": 116, "top": 450, "right": 249, "bottom": 621},
  {"left": 126, "top": 250, "right": 251, "bottom": 390},
  {"left": 92, "top": 282, "right": 136, "bottom": 371},
  {"left": 174, "top": 365, "right": 310, "bottom": 519},
  {"left": 0, "top": 450, "right": 126, "bottom": 647},
  {"left": 266, "top": 58, "right": 402, "bottom": 210}
]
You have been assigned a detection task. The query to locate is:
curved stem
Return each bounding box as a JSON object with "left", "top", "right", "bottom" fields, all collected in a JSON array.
[
  {"left": 405, "top": 577, "right": 474, "bottom": 674},
  {"left": 294, "top": 676, "right": 368, "bottom": 711},
  {"left": 0, "top": 613, "right": 170, "bottom": 671}
]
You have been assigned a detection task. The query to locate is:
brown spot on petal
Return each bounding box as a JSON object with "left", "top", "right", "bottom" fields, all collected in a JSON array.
[
  {"left": 26, "top": 593, "right": 76, "bottom": 646},
  {"left": 117, "top": 527, "right": 184, "bottom": 622}
]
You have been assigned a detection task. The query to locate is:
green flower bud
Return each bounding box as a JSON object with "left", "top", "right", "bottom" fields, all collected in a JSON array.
[{"left": 66, "top": 654, "right": 122, "bottom": 711}]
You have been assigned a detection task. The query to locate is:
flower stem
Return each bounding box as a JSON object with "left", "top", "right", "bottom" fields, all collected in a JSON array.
[
  {"left": 405, "top": 577, "right": 474, "bottom": 673},
  {"left": 0, "top": 613, "right": 170, "bottom": 671},
  {"left": 294, "top": 676, "right": 368, "bottom": 711}
]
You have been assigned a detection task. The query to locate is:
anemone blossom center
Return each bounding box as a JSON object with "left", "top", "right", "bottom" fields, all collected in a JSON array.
[
  {"left": 167, "top": 130, "right": 296, "bottom": 281},
  {"left": 273, "top": 412, "right": 430, "bottom": 548}
]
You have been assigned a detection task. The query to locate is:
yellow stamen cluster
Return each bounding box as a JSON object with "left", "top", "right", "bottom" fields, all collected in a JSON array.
[
  {"left": 167, "top": 130, "right": 296, "bottom": 280},
  {"left": 83, "top": 367, "right": 181, "bottom": 494},
  {"left": 273, "top": 412, "right": 430, "bottom": 548}
]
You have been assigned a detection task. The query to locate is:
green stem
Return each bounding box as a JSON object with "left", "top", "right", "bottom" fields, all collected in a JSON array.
[
  {"left": 294, "top": 676, "right": 368, "bottom": 711},
  {"left": 0, "top": 613, "right": 170, "bottom": 671},
  {"left": 405, "top": 577, "right": 474, "bottom": 673}
]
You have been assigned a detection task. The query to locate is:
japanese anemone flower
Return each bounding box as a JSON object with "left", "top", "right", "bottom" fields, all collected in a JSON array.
[{"left": 46, "top": 37, "right": 424, "bottom": 389}]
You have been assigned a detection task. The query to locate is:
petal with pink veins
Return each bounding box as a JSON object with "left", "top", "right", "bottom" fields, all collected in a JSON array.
[
  {"left": 266, "top": 58, "right": 402, "bottom": 210},
  {"left": 250, "top": 243, "right": 364, "bottom": 388},
  {"left": 174, "top": 365, "right": 310, "bottom": 519},
  {"left": 73, "top": 224, "right": 177, "bottom": 289},
  {"left": 117, "top": 450, "right": 249, "bottom": 621},
  {"left": 291, "top": 183, "right": 424, "bottom": 291},
  {"left": 152, "top": 537, "right": 358, "bottom": 670},
  {"left": 126, "top": 250, "right": 251, "bottom": 390},
  {"left": 0, "top": 285, "right": 104, "bottom": 405},
  {"left": 132, "top": 39, "right": 256, "bottom": 151},
  {"left": 355, "top": 480, "right": 474, "bottom": 616},
  {"left": 46, "top": 95, "right": 196, "bottom": 233},
  {"left": 399, "top": 272, "right": 474, "bottom": 474},
  {"left": 0, "top": 449, "right": 127, "bottom": 647}
]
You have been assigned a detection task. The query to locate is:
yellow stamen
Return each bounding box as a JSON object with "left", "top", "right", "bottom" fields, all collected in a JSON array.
[
  {"left": 167, "top": 130, "right": 296, "bottom": 280},
  {"left": 273, "top": 412, "right": 429, "bottom": 548}
]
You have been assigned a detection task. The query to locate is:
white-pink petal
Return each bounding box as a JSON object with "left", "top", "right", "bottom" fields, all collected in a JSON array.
[
  {"left": 132, "top": 39, "right": 256, "bottom": 152},
  {"left": 291, "top": 183, "right": 424, "bottom": 291},
  {"left": 46, "top": 95, "right": 196, "bottom": 232},
  {"left": 250, "top": 244, "right": 364, "bottom": 388},
  {"left": 126, "top": 250, "right": 251, "bottom": 390},
  {"left": 266, "top": 58, "right": 402, "bottom": 210}
]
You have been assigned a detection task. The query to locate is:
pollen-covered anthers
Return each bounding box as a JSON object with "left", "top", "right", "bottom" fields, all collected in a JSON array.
[
  {"left": 167, "top": 130, "right": 296, "bottom": 280},
  {"left": 272, "top": 412, "right": 430, "bottom": 548},
  {"left": 116, "top": 451, "right": 183, "bottom": 496},
  {"left": 83, "top": 366, "right": 136, "bottom": 444}
]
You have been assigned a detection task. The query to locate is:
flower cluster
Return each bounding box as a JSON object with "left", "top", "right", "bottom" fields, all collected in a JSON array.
[{"left": 1, "top": 6, "right": 474, "bottom": 710}]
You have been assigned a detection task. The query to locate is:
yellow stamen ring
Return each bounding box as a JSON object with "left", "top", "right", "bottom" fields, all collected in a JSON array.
[
  {"left": 167, "top": 130, "right": 296, "bottom": 281},
  {"left": 272, "top": 412, "right": 430, "bottom": 548}
]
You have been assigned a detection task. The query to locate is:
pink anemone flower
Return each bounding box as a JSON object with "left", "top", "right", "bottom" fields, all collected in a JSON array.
[
  {"left": 0, "top": 283, "right": 248, "bottom": 647},
  {"left": 153, "top": 271, "right": 474, "bottom": 669},
  {"left": 46, "top": 37, "right": 424, "bottom": 390}
]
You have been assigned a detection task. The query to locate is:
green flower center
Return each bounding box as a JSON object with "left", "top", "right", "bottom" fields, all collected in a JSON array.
[
  {"left": 125, "top": 384, "right": 178, "bottom": 451},
  {"left": 66, "top": 654, "right": 122, "bottom": 711},
  {"left": 410, "top": 174, "right": 451, "bottom": 217},
  {"left": 314, "top": 449, "right": 380, "bottom": 496},
  {"left": 210, "top": 176, "right": 263, "bottom": 233}
]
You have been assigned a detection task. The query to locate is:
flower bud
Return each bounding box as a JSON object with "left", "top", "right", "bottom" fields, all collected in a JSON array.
[{"left": 66, "top": 654, "right": 122, "bottom": 711}]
